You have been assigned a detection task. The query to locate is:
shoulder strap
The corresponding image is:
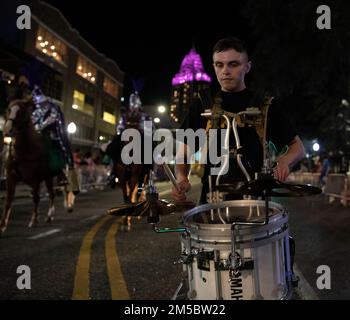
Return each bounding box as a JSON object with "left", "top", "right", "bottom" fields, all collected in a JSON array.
[
  {"left": 204, "top": 93, "right": 274, "bottom": 148},
  {"left": 254, "top": 96, "right": 274, "bottom": 147},
  {"left": 205, "top": 92, "right": 225, "bottom": 131}
]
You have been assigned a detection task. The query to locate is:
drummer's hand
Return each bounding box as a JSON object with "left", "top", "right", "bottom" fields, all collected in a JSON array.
[
  {"left": 172, "top": 177, "right": 191, "bottom": 202},
  {"left": 273, "top": 158, "right": 290, "bottom": 182}
]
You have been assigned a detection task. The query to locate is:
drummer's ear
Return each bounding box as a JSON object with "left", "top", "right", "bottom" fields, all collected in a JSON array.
[{"left": 245, "top": 61, "right": 252, "bottom": 74}]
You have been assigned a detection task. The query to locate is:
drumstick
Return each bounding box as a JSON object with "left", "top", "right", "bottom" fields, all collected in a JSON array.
[
  {"left": 162, "top": 162, "right": 181, "bottom": 192},
  {"left": 161, "top": 161, "right": 196, "bottom": 209}
]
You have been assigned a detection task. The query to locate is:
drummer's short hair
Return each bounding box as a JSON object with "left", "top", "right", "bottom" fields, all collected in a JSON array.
[{"left": 213, "top": 37, "right": 249, "bottom": 59}]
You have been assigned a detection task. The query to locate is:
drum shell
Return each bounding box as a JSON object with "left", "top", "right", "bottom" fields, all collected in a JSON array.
[{"left": 181, "top": 200, "right": 291, "bottom": 300}]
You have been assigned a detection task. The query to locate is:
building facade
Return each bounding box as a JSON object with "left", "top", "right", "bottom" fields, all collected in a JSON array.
[
  {"left": 0, "top": 0, "right": 124, "bottom": 148},
  {"left": 170, "top": 48, "right": 211, "bottom": 125}
]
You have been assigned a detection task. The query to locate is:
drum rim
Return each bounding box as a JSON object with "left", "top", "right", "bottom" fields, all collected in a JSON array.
[{"left": 183, "top": 200, "right": 286, "bottom": 225}]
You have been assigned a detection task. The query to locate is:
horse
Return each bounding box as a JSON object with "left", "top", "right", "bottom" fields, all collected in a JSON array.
[
  {"left": 0, "top": 99, "right": 67, "bottom": 236},
  {"left": 107, "top": 127, "right": 151, "bottom": 231},
  {"left": 108, "top": 133, "right": 150, "bottom": 204}
]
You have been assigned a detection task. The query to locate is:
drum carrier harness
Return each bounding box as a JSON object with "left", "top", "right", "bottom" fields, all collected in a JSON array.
[{"left": 201, "top": 92, "right": 274, "bottom": 194}]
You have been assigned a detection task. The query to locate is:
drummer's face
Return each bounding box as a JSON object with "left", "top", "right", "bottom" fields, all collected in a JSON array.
[{"left": 213, "top": 49, "right": 251, "bottom": 92}]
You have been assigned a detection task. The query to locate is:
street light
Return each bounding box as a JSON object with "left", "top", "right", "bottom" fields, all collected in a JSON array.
[
  {"left": 341, "top": 99, "right": 349, "bottom": 107},
  {"left": 67, "top": 122, "right": 77, "bottom": 148},
  {"left": 158, "top": 105, "right": 166, "bottom": 113},
  {"left": 312, "top": 142, "right": 320, "bottom": 152},
  {"left": 154, "top": 117, "right": 160, "bottom": 124},
  {"left": 67, "top": 122, "right": 77, "bottom": 134}
]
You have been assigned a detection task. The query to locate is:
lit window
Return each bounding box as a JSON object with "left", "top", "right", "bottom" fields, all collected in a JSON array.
[
  {"left": 102, "top": 103, "right": 116, "bottom": 124},
  {"left": 103, "top": 112, "right": 116, "bottom": 124},
  {"left": 76, "top": 56, "right": 97, "bottom": 84},
  {"left": 72, "top": 90, "right": 94, "bottom": 116},
  {"left": 103, "top": 76, "right": 119, "bottom": 98},
  {"left": 35, "top": 25, "right": 67, "bottom": 63}
]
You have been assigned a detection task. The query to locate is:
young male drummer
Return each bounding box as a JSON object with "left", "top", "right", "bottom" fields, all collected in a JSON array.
[{"left": 171, "top": 37, "right": 305, "bottom": 204}]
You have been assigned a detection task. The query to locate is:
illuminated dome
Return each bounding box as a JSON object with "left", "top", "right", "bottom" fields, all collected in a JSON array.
[{"left": 172, "top": 48, "right": 211, "bottom": 85}]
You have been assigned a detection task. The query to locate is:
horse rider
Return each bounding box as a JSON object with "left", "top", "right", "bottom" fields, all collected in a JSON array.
[
  {"left": 31, "top": 85, "right": 73, "bottom": 185},
  {"left": 111, "top": 92, "right": 154, "bottom": 202},
  {"left": 116, "top": 91, "right": 152, "bottom": 134},
  {"left": 116, "top": 90, "right": 153, "bottom": 169}
]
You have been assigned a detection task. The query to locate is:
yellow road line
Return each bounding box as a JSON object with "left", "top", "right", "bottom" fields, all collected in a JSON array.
[
  {"left": 105, "top": 218, "right": 130, "bottom": 299},
  {"left": 72, "top": 215, "right": 112, "bottom": 300}
]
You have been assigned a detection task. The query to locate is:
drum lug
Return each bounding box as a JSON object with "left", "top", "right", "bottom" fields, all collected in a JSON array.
[
  {"left": 229, "top": 252, "right": 242, "bottom": 276},
  {"left": 216, "top": 257, "right": 254, "bottom": 272},
  {"left": 228, "top": 253, "right": 254, "bottom": 279},
  {"left": 174, "top": 253, "right": 194, "bottom": 265},
  {"left": 173, "top": 258, "right": 185, "bottom": 265}
]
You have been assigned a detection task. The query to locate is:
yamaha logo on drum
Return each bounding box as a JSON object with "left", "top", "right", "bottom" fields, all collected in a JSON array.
[{"left": 229, "top": 272, "right": 243, "bottom": 300}]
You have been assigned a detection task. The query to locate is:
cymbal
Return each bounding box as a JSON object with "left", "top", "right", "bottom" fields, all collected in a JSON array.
[
  {"left": 108, "top": 200, "right": 148, "bottom": 216},
  {"left": 107, "top": 198, "right": 195, "bottom": 219},
  {"left": 237, "top": 178, "right": 322, "bottom": 197}
]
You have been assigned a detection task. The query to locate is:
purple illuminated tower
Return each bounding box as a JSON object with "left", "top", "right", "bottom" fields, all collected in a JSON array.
[{"left": 170, "top": 48, "right": 211, "bottom": 125}]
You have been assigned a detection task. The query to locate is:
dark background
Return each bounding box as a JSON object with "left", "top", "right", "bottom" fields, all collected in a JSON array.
[
  {"left": 44, "top": 0, "right": 251, "bottom": 104},
  {"left": 22, "top": 0, "right": 350, "bottom": 162}
]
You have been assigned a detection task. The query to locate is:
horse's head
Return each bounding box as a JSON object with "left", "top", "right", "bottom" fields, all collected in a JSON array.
[{"left": 3, "top": 100, "right": 33, "bottom": 137}]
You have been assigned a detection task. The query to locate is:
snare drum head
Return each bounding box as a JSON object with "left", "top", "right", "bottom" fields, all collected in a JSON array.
[{"left": 183, "top": 200, "right": 285, "bottom": 225}]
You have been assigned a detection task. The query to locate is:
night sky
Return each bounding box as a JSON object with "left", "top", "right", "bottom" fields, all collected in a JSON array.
[{"left": 44, "top": 0, "right": 251, "bottom": 105}]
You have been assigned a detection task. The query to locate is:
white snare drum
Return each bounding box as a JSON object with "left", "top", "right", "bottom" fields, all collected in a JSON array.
[{"left": 180, "top": 200, "right": 293, "bottom": 300}]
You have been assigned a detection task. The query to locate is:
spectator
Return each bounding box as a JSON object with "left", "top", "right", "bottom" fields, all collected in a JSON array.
[
  {"left": 73, "top": 148, "right": 82, "bottom": 167},
  {"left": 319, "top": 152, "right": 330, "bottom": 189}
]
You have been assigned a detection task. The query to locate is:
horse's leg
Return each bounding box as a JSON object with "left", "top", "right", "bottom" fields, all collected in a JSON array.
[
  {"left": 126, "top": 178, "right": 133, "bottom": 228},
  {"left": 130, "top": 166, "right": 141, "bottom": 204},
  {"left": 138, "top": 171, "right": 149, "bottom": 202},
  {"left": 63, "top": 185, "right": 74, "bottom": 213},
  {"left": 29, "top": 184, "right": 40, "bottom": 228},
  {"left": 0, "top": 175, "right": 17, "bottom": 236},
  {"left": 126, "top": 179, "right": 131, "bottom": 202},
  {"left": 45, "top": 178, "right": 55, "bottom": 222},
  {"left": 120, "top": 174, "right": 128, "bottom": 203},
  {"left": 116, "top": 163, "right": 129, "bottom": 203},
  {"left": 129, "top": 166, "right": 143, "bottom": 224},
  {"left": 67, "top": 191, "right": 75, "bottom": 213}
]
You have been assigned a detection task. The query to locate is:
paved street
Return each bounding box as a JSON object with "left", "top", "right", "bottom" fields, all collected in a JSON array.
[
  {"left": 0, "top": 178, "right": 201, "bottom": 300},
  {"left": 0, "top": 175, "right": 349, "bottom": 300}
]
